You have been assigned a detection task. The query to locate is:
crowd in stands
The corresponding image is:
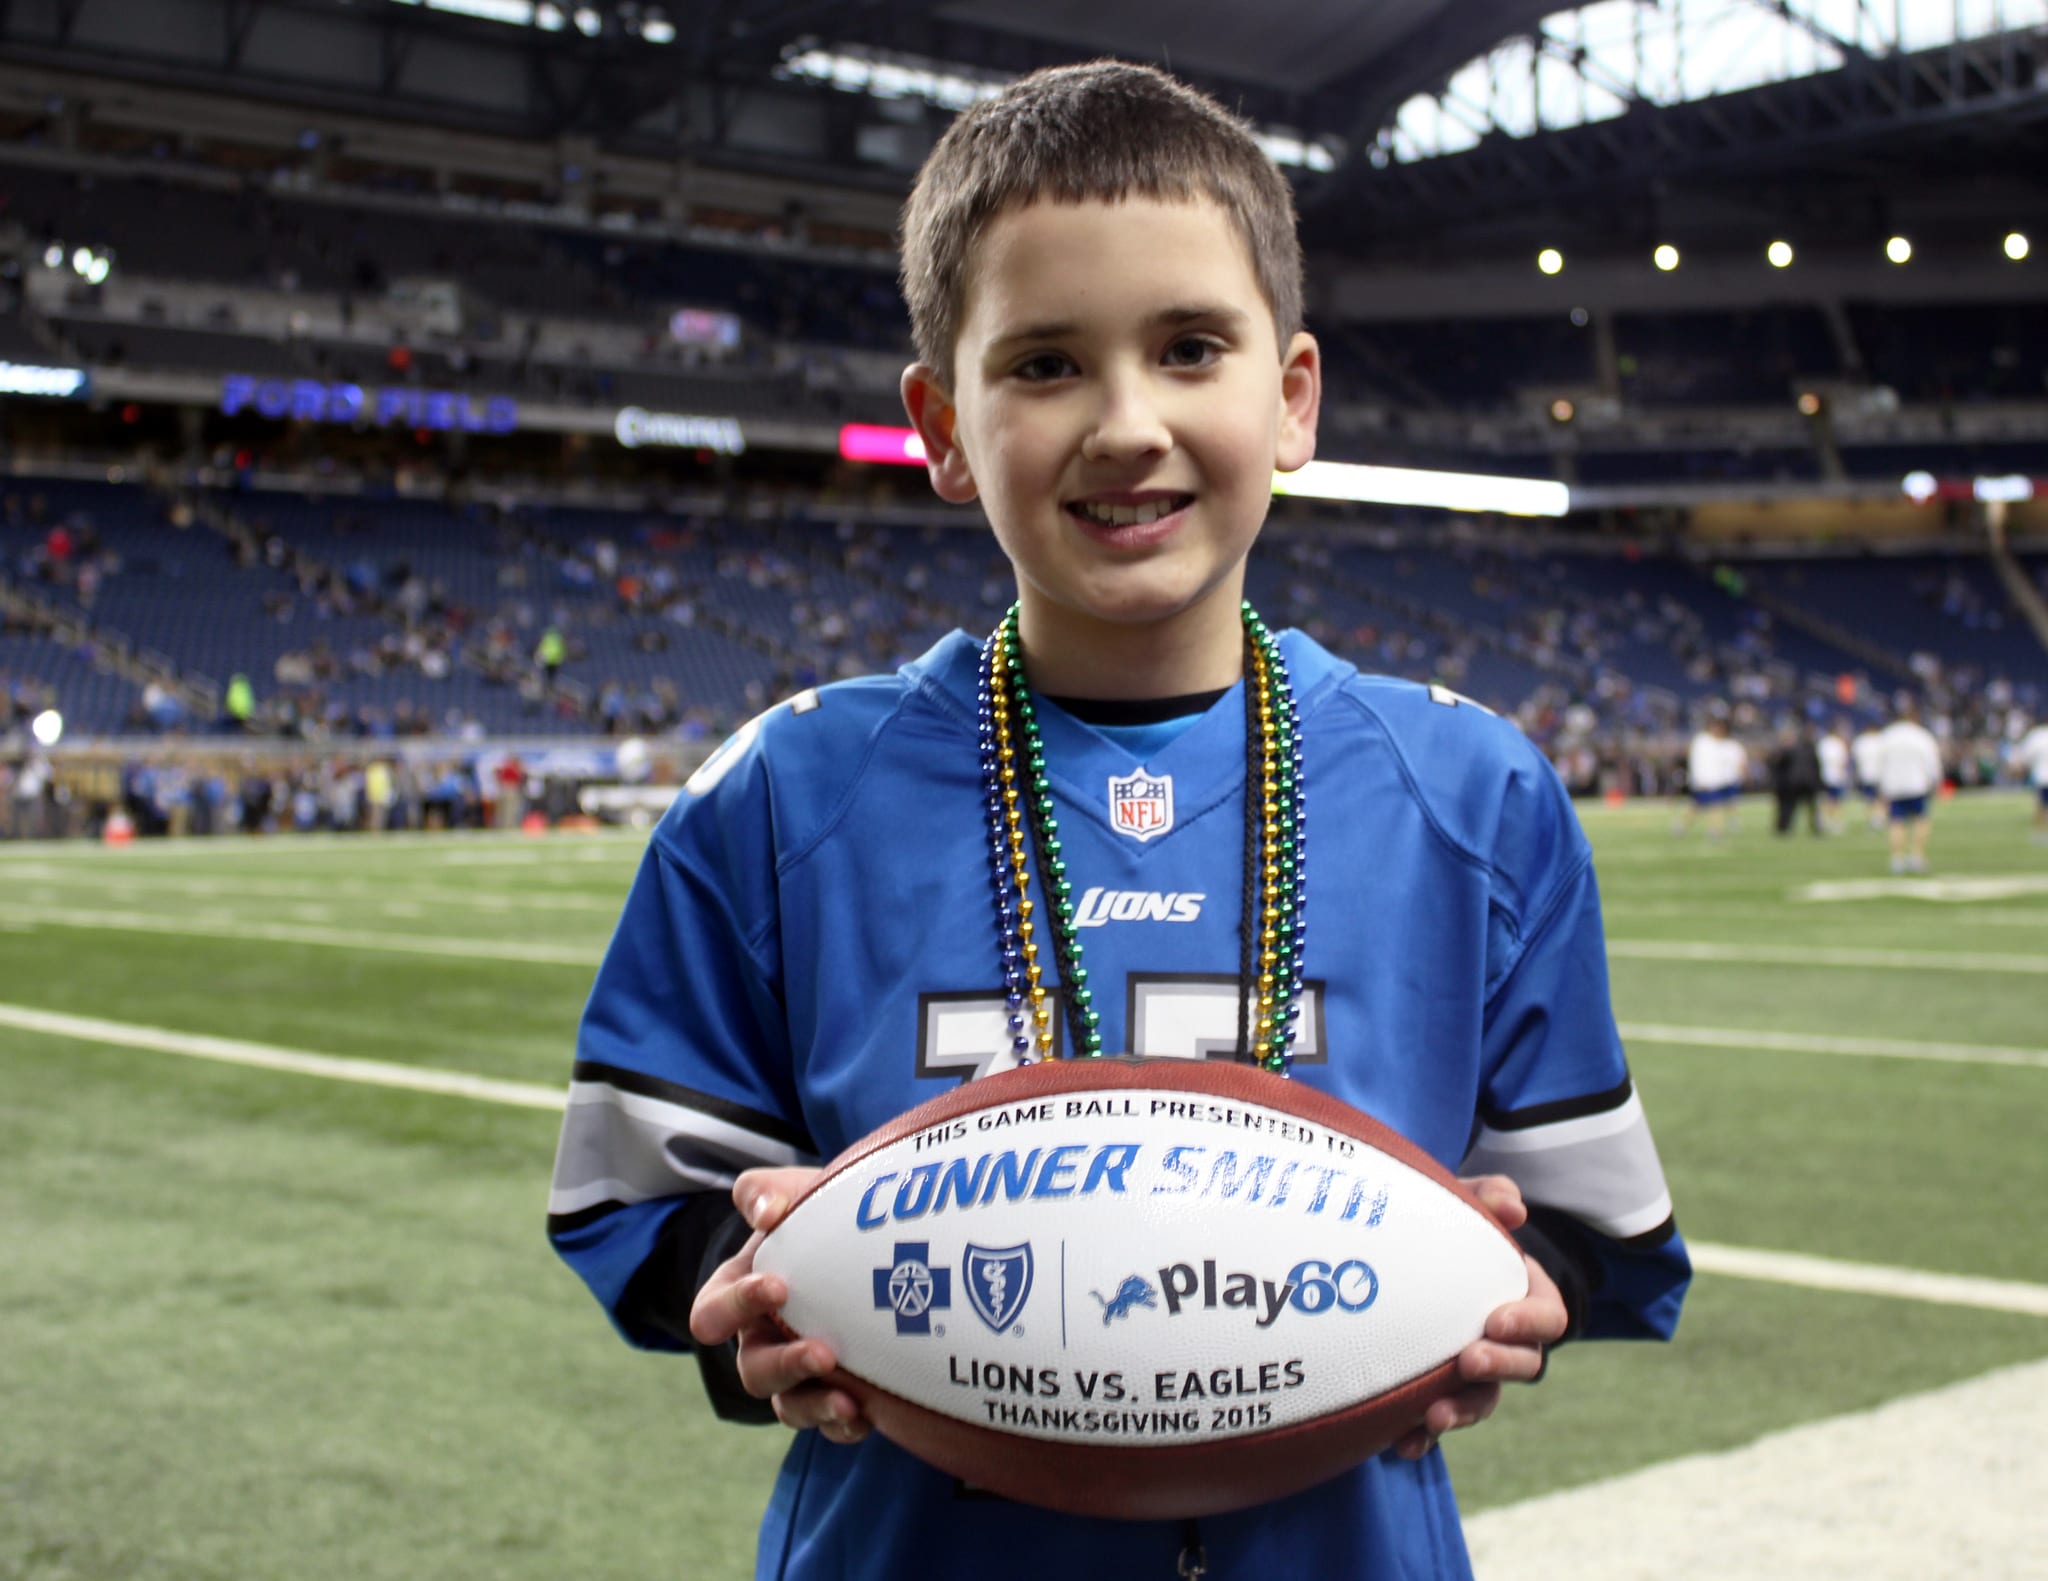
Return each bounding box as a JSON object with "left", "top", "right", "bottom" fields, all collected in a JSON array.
[{"left": 5, "top": 470, "right": 2046, "bottom": 838}]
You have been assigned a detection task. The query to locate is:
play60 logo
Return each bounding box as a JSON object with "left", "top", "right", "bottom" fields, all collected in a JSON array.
[{"left": 1285, "top": 1258, "right": 1378, "bottom": 1315}]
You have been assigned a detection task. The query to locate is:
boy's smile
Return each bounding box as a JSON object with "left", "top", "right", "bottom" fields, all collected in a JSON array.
[{"left": 904, "top": 196, "right": 1320, "bottom": 697}]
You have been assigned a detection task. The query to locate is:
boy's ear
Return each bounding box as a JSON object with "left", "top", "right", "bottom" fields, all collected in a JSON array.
[
  {"left": 901, "top": 364, "right": 978, "bottom": 504},
  {"left": 1274, "top": 331, "right": 1322, "bottom": 476}
]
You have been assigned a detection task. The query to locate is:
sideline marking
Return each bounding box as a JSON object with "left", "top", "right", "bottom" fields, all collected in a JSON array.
[
  {"left": 1620, "top": 1021, "right": 2048, "bottom": 1071},
  {"left": 7, "top": 1002, "right": 2047, "bottom": 1321},
  {"left": 1465, "top": 1358, "right": 2048, "bottom": 1580},
  {"left": 3, "top": 906, "right": 601, "bottom": 966},
  {"left": 0, "top": 1002, "right": 564, "bottom": 1110},
  {"left": 1608, "top": 939, "right": 2048, "bottom": 974}
]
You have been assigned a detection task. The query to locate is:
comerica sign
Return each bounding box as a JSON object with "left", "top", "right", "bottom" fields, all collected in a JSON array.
[
  {"left": 612, "top": 407, "right": 747, "bottom": 453},
  {"left": 220, "top": 375, "right": 518, "bottom": 433}
]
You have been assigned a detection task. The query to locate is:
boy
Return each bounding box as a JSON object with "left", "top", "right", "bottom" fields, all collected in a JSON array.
[
  {"left": 550, "top": 62, "right": 1688, "bottom": 1580},
  {"left": 1678, "top": 709, "right": 1743, "bottom": 840},
  {"left": 1877, "top": 695, "right": 1944, "bottom": 874},
  {"left": 1817, "top": 719, "right": 1850, "bottom": 834},
  {"left": 2017, "top": 713, "right": 2048, "bottom": 843}
]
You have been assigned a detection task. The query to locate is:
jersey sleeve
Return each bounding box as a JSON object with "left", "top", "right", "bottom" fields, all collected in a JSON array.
[
  {"left": 546, "top": 725, "right": 819, "bottom": 1353},
  {"left": 1460, "top": 741, "right": 1690, "bottom": 1344}
]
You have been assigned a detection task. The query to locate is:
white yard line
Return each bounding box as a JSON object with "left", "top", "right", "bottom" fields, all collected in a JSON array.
[
  {"left": 3, "top": 906, "right": 602, "bottom": 966},
  {"left": 1687, "top": 1242, "right": 2048, "bottom": 1318},
  {"left": 1620, "top": 1022, "right": 2048, "bottom": 1071},
  {"left": 0, "top": 1002, "right": 565, "bottom": 1109},
  {"left": 1608, "top": 939, "right": 2048, "bottom": 974},
  {"left": 1465, "top": 1357, "right": 2048, "bottom": 1581},
  {"left": 8, "top": 1001, "right": 2048, "bottom": 1323},
  {"left": 2, "top": 865, "right": 623, "bottom": 913},
  {"left": 0, "top": 829, "right": 643, "bottom": 860},
  {"left": 1793, "top": 874, "right": 2048, "bottom": 903}
]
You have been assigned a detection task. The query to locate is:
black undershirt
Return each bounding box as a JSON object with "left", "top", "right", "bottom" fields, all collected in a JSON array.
[{"left": 1040, "top": 686, "right": 1230, "bottom": 725}]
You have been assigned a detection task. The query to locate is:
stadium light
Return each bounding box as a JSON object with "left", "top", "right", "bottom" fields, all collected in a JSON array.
[
  {"left": 42, "top": 243, "right": 63, "bottom": 269},
  {"left": 1550, "top": 398, "right": 1576, "bottom": 423},
  {"left": 1767, "top": 240, "right": 1795, "bottom": 268},
  {"left": 2005, "top": 232, "right": 2031, "bottom": 261},
  {"left": 1797, "top": 391, "right": 1823, "bottom": 417},
  {"left": 1537, "top": 248, "right": 1564, "bottom": 275},
  {"left": 840, "top": 425, "right": 1571, "bottom": 516},
  {"left": 1271, "top": 460, "right": 1571, "bottom": 518},
  {"left": 1886, "top": 235, "right": 1913, "bottom": 264},
  {"left": 839, "top": 424, "right": 928, "bottom": 465},
  {"left": 1653, "top": 244, "right": 1680, "bottom": 272},
  {"left": 31, "top": 709, "right": 64, "bottom": 747}
]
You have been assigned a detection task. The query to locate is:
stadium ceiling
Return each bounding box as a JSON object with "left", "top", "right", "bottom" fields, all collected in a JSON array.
[{"left": 3, "top": 0, "right": 2043, "bottom": 251}]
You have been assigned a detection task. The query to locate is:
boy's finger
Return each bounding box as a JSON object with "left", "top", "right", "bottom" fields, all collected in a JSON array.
[
  {"left": 688, "top": 1271, "right": 788, "bottom": 1348},
  {"left": 1458, "top": 1337, "right": 1548, "bottom": 1384},
  {"left": 1422, "top": 1382, "right": 1501, "bottom": 1439},
  {"left": 770, "top": 1382, "right": 868, "bottom": 1435},
  {"left": 738, "top": 1334, "right": 837, "bottom": 1401},
  {"left": 1463, "top": 1174, "right": 1528, "bottom": 1228}
]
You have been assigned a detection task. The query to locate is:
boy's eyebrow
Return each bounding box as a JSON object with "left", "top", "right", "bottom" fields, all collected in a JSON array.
[{"left": 988, "top": 303, "right": 1249, "bottom": 348}]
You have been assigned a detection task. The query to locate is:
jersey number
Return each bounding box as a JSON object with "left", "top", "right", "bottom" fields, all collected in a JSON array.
[{"left": 915, "top": 974, "right": 1325, "bottom": 1083}]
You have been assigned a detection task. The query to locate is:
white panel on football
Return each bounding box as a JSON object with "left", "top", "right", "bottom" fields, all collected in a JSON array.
[{"left": 756, "top": 1087, "right": 1526, "bottom": 1448}]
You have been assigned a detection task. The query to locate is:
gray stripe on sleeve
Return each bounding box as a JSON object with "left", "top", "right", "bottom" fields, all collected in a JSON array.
[
  {"left": 1460, "top": 1089, "right": 1674, "bottom": 1240},
  {"left": 547, "top": 1078, "right": 817, "bottom": 1217}
]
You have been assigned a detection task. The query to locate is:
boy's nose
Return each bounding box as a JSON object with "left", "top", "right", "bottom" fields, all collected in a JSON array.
[{"left": 1081, "top": 374, "right": 1172, "bottom": 462}]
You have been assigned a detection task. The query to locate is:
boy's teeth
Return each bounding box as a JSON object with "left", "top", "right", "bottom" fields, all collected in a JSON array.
[{"left": 1075, "top": 497, "right": 1183, "bottom": 526}]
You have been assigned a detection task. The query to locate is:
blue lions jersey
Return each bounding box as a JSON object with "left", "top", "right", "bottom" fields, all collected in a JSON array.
[{"left": 549, "top": 630, "right": 1689, "bottom": 1581}]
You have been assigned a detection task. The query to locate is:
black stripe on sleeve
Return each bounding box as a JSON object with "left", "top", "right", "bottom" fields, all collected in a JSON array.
[
  {"left": 1479, "top": 1075, "right": 1634, "bottom": 1133},
  {"left": 570, "top": 1059, "right": 816, "bottom": 1154},
  {"left": 1619, "top": 1214, "right": 1680, "bottom": 1251},
  {"left": 546, "top": 1200, "right": 631, "bottom": 1237}
]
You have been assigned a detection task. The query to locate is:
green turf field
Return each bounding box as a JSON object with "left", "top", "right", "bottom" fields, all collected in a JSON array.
[{"left": 3, "top": 793, "right": 2045, "bottom": 1579}]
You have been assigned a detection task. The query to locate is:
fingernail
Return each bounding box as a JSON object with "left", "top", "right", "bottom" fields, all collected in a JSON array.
[{"left": 743, "top": 1191, "right": 782, "bottom": 1228}]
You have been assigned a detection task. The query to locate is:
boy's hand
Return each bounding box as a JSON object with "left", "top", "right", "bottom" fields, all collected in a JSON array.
[
  {"left": 688, "top": 1166, "right": 872, "bottom": 1445},
  {"left": 1394, "top": 1173, "right": 1568, "bottom": 1461}
]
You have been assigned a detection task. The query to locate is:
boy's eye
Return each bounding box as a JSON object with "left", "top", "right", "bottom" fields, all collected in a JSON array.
[
  {"left": 1163, "top": 335, "right": 1222, "bottom": 368},
  {"left": 1012, "top": 352, "right": 1076, "bottom": 382}
]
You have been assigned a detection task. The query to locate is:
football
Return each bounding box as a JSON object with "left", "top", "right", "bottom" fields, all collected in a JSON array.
[{"left": 753, "top": 1056, "right": 1529, "bottom": 1519}]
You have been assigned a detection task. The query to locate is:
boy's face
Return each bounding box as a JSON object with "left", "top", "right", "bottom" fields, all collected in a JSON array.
[{"left": 903, "top": 196, "right": 1319, "bottom": 690}]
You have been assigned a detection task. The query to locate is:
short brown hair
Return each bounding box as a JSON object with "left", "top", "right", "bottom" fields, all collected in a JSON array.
[{"left": 899, "top": 60, "right": 1304, "bottom": 381}]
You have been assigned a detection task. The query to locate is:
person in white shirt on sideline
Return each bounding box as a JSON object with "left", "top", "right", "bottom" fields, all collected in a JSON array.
[
  {"left": 1679, "top": 711, "right": 1746, "bottom": 842},
  {"left": 1850, "top": 722, "right": 1886, "bottom": 832},
  {"left": 1817, "top": 721, "right": 1851, "bottom": 835},
  {"left": 1876, "top": 696, "right": 1945, "bottom": 874},
  {"left": 2015, "top": 715, "right": 2048, "bottom": 844}
]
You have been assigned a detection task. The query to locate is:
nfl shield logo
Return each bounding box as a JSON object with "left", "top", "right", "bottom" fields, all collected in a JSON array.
[
  {"left": 1108, "top": 770, "right": 1175, "bottom": 843},
  {"left": 963, "top": 1243, "right": 1034, "bottom": 1334}
]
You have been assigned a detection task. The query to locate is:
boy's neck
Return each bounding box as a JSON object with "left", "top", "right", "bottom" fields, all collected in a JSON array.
[{"left": 1011, "top": 581, "right": 1250, "bottom": 700}]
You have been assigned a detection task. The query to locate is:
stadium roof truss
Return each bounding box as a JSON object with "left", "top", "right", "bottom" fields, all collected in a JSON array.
[
  {"left": 1316, "top": 0, "right": 2048, "bottom": 230},
  {"left": 1, "top": 0, "right": 2043, "bottom": 227}
]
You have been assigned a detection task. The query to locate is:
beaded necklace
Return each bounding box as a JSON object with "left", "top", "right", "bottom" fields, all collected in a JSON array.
[{"left": 975, "top": 601, "right": 1306, "bottom": 1075}]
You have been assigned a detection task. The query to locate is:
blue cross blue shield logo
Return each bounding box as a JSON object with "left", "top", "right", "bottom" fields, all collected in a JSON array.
[
  {"left": 963, "top": 1242, "right": 1034, "bottom": 1334},
  {"left": 872, "top": 1242, "right": 950, "bottom": 1335}
]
